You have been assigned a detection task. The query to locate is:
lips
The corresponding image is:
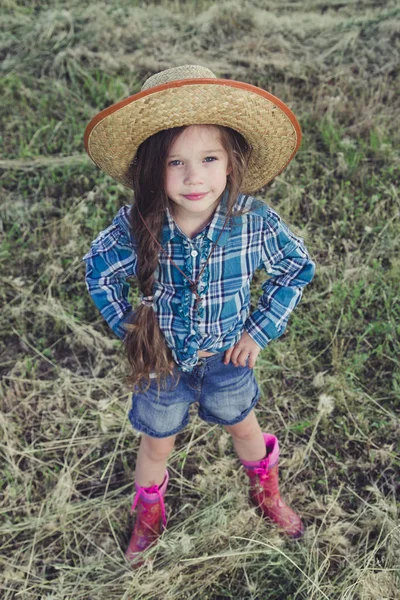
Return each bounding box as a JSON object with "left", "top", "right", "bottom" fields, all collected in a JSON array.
[{"left": 183, "top": 193, "right": 207, "bottom": 200}]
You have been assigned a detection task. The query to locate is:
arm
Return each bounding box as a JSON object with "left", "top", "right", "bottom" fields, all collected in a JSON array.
[
  {"left": 83, "top": 211, "right": 137, "bottom": 339},
  {"left": 244, "top": 210, "right": 315, "bottom": 349}
]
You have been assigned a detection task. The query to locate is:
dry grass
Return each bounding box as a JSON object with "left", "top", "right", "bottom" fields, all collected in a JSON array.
[{"left": 1, "top": 0, "right": 399, "bottom": 598}]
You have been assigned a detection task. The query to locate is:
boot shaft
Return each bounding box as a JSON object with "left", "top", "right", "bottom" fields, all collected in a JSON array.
[
  {"left": 240, "top": 433, "right": 304, "bottom": 539},
  {"left": 246, "top": 462, "right": 280, "bottom": 500},
  {"left": 125, "top": 470, "right": 169, "bottom": 563},
  {"left": 131, "top": 470, "right": 169, "bottom": 526}
]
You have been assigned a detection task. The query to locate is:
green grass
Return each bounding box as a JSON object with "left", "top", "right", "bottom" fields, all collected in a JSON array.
[{"left": 1, "top": 1, "right": 399, "bottom": 599}]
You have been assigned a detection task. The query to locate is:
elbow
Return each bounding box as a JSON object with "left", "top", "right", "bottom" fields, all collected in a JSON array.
[{"left": 304, "top": 259, "right": 316, "bottom": 283}]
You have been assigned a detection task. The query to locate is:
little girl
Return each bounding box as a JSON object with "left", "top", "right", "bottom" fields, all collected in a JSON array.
[{"left": 83, "top": 65, "right": 315, "bottom": 565}]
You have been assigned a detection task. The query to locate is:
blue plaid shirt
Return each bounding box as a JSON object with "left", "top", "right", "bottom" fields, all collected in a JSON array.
[{"left": 83, "top": 190, "right": 315, "bottom": 373}]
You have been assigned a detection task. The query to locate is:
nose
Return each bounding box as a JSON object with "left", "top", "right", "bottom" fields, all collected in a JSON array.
[{"left": 184, "top": 164, "right": 203, "bottom": 186}]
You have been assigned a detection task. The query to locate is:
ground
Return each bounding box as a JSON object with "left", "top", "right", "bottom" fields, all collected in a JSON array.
[{"left": 0, "top": 1, "right": 399, "bottom": 598}]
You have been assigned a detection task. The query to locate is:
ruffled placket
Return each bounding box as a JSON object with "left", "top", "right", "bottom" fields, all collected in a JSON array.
[
  {"left": 177, "top": 240, "right": 196, "bottom": 323},
  {"left": 195, "top": 236, "right": 211, "bottom": 319}
]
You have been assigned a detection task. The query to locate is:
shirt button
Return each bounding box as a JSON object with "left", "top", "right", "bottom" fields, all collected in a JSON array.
[{"left": 191, "top": 250, "right": 198, "bottom": 257}]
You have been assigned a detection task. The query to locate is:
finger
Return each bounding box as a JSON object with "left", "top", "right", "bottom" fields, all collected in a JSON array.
[
  {"left": 227, "top": 343, "right": 241, "bottom": 364},
  {"left": 248, "top": 353, "right": 256, "bottom": 369},
  {"left": 231, "top": 346, "right": 245, "bottom": 366},
  {"left": 238, "top": 349, "right": 251, "bottom": 367},
  {"left": 223, "top": 348, "right": 233, "bottom": 364},
  {"left": 238, "top": 347, "right": 257, "bottom": 367}
]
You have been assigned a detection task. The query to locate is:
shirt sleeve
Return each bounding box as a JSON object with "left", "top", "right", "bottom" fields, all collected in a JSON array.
[
  {"left": 244, "top": 209, "right": 315, "bottom": 349},
  {"left": 82, "top": 220, "right": 138, "bottom": 339}
]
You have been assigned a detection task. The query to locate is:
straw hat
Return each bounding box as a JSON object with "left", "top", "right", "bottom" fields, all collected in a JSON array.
[{"left": 84, "top": 65, "right": 301, "bottom": 194}]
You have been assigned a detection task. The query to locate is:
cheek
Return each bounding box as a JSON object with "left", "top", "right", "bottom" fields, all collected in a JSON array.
[
  {"left": 216, "top": 165, "right": 229, "bottom": 184},
  {"left": 165, "top": 170, "right": 180, "bottom": 192}
]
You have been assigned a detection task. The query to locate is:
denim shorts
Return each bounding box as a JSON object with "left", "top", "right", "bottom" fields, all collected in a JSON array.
[{"left": 128, "top": 352, "right": 261, "bottom": 438}]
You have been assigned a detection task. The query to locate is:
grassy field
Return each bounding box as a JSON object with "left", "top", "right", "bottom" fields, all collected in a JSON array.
[{"left": 1, "top": 0, "right": 399, "bottom": 598}]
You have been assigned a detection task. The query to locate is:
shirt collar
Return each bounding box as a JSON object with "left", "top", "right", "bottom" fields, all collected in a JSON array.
[{"left": 160, "top": 188, "right": 232, "bottom": 248}]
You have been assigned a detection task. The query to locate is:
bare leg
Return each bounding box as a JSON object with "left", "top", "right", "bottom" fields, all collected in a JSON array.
[
  {"left": 224, "top": 410, "right": 266, "bottom": 462},
  {"left": 135, "top": 433, "right": 176, "bottom": 488}
]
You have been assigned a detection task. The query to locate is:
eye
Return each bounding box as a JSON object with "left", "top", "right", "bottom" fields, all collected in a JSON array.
[
  {"left": 168, "top": 160, "right": 182, "bottom": 166},
  {"left": 204, "top": 156, "right": 217, "bottom": 162}
]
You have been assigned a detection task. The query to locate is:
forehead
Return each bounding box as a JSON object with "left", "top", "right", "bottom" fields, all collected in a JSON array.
[{"left": 170, "top": 125, "right": 224, "bottom": 150}]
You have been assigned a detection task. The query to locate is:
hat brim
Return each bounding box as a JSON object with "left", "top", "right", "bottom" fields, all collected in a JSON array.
[{"left": 84, "top": 78, "right": 301, "bottom": 194}]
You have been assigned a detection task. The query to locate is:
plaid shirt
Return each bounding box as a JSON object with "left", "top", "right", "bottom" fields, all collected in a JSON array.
[{"left": 83, "top": 191, "right": 315, "bottom": 373}]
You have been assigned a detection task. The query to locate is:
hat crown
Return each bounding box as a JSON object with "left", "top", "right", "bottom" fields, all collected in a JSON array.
[{"left": 141, "top": 65, "right": 217, "bottom": 91}]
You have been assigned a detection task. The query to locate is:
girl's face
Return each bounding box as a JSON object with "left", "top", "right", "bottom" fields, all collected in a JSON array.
[{"left": 165, "top": 125, "right": 230, "bottom": 223}]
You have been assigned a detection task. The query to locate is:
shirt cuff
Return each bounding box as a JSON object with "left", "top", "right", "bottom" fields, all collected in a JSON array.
[
  {"left": 112, "top": 310, "right": 133, "bottom": 340},
  {"left": 244, "top": 309, "right": 285, "bottom": 349}
]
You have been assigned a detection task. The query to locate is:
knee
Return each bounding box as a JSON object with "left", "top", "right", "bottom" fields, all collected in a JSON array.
[
  {"left": 142, "top": 434, "right": 175, "bottom": 462},
  {"left": 224, "top": 420, "right": 255, "bottom": 441},
  {"left": 224, "top": 410, "right": 260, "bottom": 442}
]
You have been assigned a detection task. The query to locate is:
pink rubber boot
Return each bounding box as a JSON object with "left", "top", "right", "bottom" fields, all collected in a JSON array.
[
  {"left": 125, "top": 470, "right": 169, "bottom": 566},
  {"left": 241, "top": 434, "right": 304, "bottom": 539}
]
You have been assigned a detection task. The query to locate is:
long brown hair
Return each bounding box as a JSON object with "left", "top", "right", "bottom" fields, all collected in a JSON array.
[{"left": 124, "top": 125, "right": 251, "bottom": 395}]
